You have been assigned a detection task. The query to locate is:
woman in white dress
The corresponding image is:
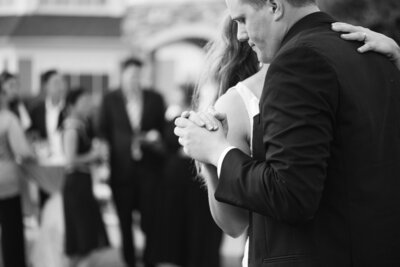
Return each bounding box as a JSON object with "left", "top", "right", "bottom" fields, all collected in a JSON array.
[
  {"left": 193, "top": 14, "right": 269, "bottom": 267},
  {"left": 192, "top": 15, "right": 400, "bottom": 267}
]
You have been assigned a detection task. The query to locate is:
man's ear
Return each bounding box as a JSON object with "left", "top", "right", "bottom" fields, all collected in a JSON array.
[{"left": 267, "top": 0, "right": 284, "bottom": 21}]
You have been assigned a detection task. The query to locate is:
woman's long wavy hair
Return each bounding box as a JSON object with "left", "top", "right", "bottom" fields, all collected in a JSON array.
[
  {"left": 193, "top": 14, "right": 260, "bottom": 180},
  {"left": 194, "top": 13, "right": 260, "bottom": 110}
]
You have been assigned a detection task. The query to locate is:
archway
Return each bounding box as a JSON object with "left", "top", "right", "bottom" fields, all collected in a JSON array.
[{"left": 141, "top": 25, "right": 215, "bottom": 107}]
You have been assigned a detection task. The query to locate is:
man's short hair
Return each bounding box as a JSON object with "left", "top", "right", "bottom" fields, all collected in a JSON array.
[
  {"left": 244, "top": 0, "right": 316, "bottom": 8},
  {"left": 0, "top": 71, "right": 16, "bottom": 83},
  {"left": 40, "top": 69, "right": 58, "bottom": 87},
  {"left": 121, "top": 57, "right": 143, "bottom": 71},
  {"left": 0, "top": 71, "right": 15, "bottom": 94},
  {"left": 286, "top": 0, "right": 316, "bottom": 7}
]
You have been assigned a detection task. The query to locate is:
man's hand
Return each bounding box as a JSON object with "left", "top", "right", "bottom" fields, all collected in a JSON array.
[{"left": 174, "top": 112, "right": 230, "bottom": 166}]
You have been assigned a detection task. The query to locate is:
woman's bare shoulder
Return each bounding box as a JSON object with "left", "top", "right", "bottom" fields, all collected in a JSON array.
[
  {"left": 214, "top": 87, "right": 243, "bottom": 115},
  {"left": 241, "top": 66, "right": 268, "bottom": 99},
  {"left": 214, "top": 86, "right": 250, "bottom": 133}
]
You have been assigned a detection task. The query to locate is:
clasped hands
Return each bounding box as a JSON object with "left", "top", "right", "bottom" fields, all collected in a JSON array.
[{"left": 174, "top": 107, "right": 230, "bottom": 166}]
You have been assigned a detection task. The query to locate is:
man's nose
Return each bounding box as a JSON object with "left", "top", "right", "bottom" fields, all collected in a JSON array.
[{"left": 237, "top": 25, "right": 249, "bottom": 42}]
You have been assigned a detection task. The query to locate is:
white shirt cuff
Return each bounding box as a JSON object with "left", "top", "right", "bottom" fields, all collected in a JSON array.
[{"left": 217, "top": 146, "right": 236, "bottom": 178}]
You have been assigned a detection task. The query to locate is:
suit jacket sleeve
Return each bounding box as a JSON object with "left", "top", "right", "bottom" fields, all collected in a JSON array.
[{"left": 215, "top": 45, "right": 339, "bottom": 223}]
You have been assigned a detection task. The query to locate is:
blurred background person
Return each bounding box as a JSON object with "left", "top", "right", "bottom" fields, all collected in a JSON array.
[
  {"left": 152, "top": 83, "right": 222, "bottom": 267},
  {"left": 0, "top": 73, "right": 36, "bottom": 267},
  {"left": 62, "top": 87, "right": 110, "bottom": 267},
  {"left": 98, "top": 57, "right": 166, "bottom": 267},
  {"left": 28, "top": 69, "right": 67, "bottom": 210},
  {"left": 0, "top": 71, "right": 37, "bottom": 223},
  {"left": 0, "top": 71, "right": 32, "bottom": 131}
]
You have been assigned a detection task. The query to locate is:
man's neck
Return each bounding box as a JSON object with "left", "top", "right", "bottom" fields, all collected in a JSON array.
[
  {"left": 46, "top": 97, "right": 63, "bottom": 108},
  {"left": 123, "top": 87, "right": 142, "bottom": 100},
  {"left": 283, "top": 5, "right": 320, "bottom": 36}
]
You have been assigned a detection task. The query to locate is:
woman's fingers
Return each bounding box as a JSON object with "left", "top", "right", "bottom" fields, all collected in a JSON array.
[
  {"left": 357, "top": 43, "right": 373, "bottom": 53},
  {"left": 187, "top": 111, "right": 206, "bottom": 128},
  {"left": 331, "top": 22, "right": 364, "bottom": 33},
  {"left": 179, "top": 109, "right": 221, "bottom": 131}
]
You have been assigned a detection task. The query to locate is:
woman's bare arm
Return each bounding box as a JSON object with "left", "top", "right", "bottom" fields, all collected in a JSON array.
[{"left": 199, "top": 89, "right": 251, "bottom": 238}]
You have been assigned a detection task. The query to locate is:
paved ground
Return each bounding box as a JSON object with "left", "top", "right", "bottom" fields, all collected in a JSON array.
[
  {"left": 77, "top": 222, "right": 244, "bottom": 267},
  {"left": 22, "top": 196, "right": 245, "bottom": 267},
  {"left": 76, "top": 245, "right": 242, "bottom": 267}
]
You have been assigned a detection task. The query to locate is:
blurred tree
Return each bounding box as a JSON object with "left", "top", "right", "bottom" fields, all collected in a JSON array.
[{"left": 318, "top": 0, "right": 400, "bottom": 43}]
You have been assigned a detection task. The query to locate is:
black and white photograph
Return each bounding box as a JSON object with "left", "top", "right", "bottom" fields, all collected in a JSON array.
[{"left": 0, "top": 0, "right": 399, "bottom": 266}]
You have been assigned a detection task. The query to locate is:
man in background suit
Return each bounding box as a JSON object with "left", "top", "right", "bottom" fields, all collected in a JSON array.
[
  {"left": 29, "top": 69, "right": 67, "bottom": 208},
  {"left": 175, "top": 0, "right": 400, "bottom": 266},
  {"left": 98, "top": 58, "right": 165, "bottom": 267}
]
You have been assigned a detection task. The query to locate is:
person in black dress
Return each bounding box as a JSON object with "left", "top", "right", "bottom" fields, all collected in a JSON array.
[
  {"left": 62, "top": 88, "right": 109, "bottom": 267},
  {"left": 152, "top": 84, "right": 222, "bottom": 267}
]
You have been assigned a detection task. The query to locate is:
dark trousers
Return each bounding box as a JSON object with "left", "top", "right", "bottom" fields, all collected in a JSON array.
[
  {"left": 0, "top": 196, "right": 27, "bottom": 267},
  {"left": 111, "top": 181, "right": 156, "bottom": 267},
  {"left": 111, "top": 183, "right": 138, "bottom": 267}
]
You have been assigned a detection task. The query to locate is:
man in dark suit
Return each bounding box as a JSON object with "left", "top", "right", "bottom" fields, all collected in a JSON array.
[
  {"left": 175, "top": 0, "right": 400, "bottom": 266},
  {"left": 98, "top": 58, "right": 165, "bottom": 267},
  {"left": 29, "top": 69, "right": 67, "bottom": 208}
]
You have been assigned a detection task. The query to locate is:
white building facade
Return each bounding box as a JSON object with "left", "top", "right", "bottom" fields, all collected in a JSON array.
[
  {"left": 0, "top": 0, "right": 227, "bottom": 106},
  {"left": 0, "top": 0, "right": 129, "bottom": 96}
]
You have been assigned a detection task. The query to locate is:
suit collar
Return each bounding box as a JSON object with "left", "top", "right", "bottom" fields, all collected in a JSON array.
[
  {"left": 116, "top": 88, "right": 149, "bottom": 131},
  {"left": 280, "top": 12, "right": 335, "bottom": 48},
  {"left": 117, "top": 88, "right": 147, "bottom": 103}
]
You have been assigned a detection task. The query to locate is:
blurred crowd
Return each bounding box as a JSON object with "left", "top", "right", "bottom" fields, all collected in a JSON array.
[{"left": 0, "top": 57, "right": 224, "bottom": 267}]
